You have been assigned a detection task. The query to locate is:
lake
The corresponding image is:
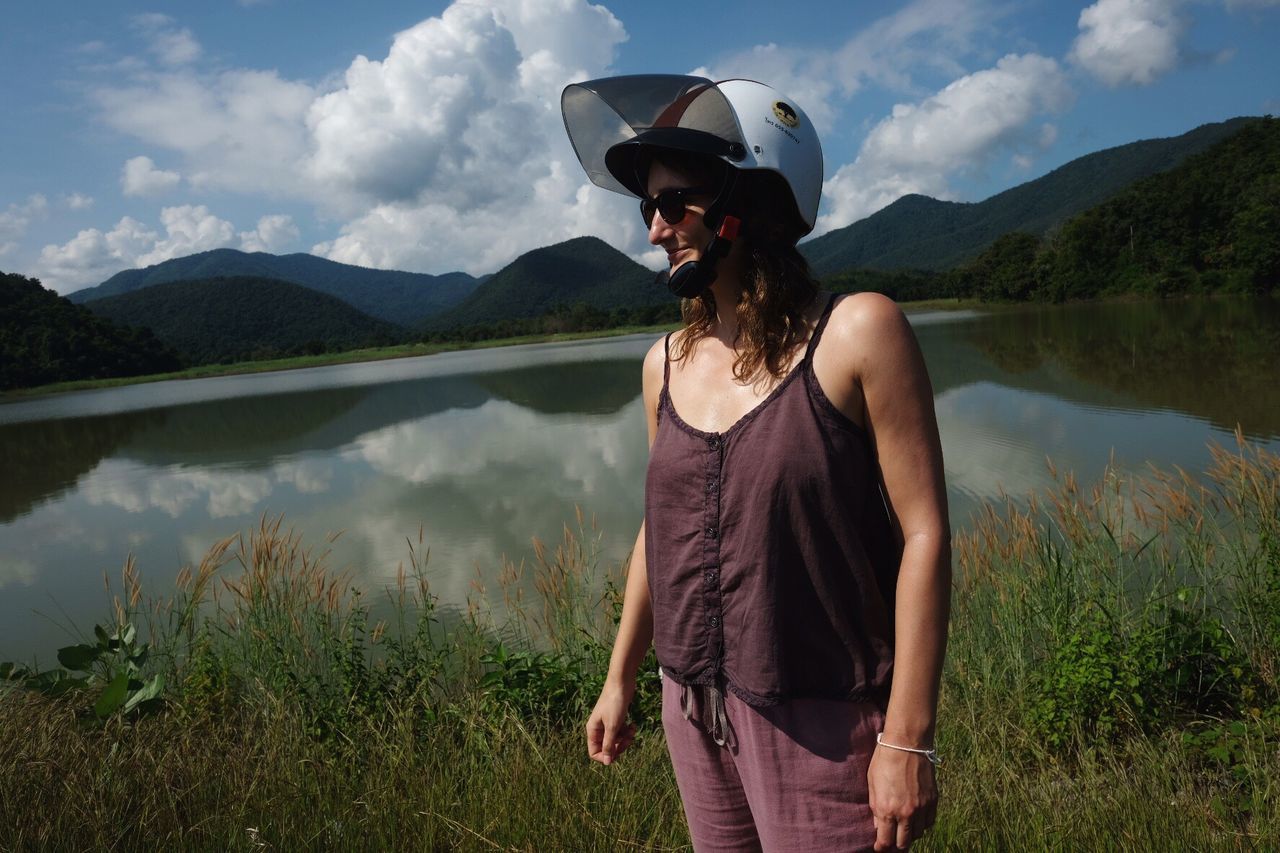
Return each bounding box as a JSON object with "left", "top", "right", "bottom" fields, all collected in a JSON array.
[{"left": 1, "top": 296, "right": 1277, "bottom": 661}]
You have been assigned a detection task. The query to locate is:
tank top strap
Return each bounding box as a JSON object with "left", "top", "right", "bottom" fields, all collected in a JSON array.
[
  {"left": 662, "top": 331, "right": 673, "bottom": 388},
  {"left": 802, "top": 293, "right": 838, "bottom": 363}
]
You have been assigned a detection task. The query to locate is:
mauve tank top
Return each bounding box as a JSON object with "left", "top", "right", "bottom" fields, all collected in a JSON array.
[{"left": 644, "top": 294, "right": 902, "bottom": 707}]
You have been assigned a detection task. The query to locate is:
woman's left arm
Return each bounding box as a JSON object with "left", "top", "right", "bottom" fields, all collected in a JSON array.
[{"left": 827, "top": 292, "right": 951, "bottom": 851}]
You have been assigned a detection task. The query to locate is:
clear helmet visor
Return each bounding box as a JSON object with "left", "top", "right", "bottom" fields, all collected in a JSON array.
[{"left": 561, "top": 75, "right": 747, "bottom": 198}]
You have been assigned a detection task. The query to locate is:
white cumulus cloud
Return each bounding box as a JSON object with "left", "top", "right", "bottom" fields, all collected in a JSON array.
[
  {"left": 815, "top": 54, "right": 1074, "bottom": 235},
  {"left": 313, "top": 158, "right": 638, "bottom": 275},
  {"left": 90, "top": 0, "right": 636, "bottom": 276},
  {"left": 121, "top": 155, "right": 181, "bottom": 196},
  {"left": 239, "top": 214, "right": 300, "bottom": 253},
  {"left": 694, "top": 0, "right": 1007, "bottom": 135},
  {"left": 304, "top": 0, "right": 637, "bottom": 273},
  {"left": 0, "top": 194, "right": 48, "bottom": 257},
  {"left": 36, "top": 205, "right": 238, "bottom": 293},
  {"left": 135, "top": 205, "right": 236, "bottom": 266},
  {"left": 304, "top": 4, "right": 535, "bottom": 206},
  {"left": 1070, "top": 0, "right": 1186, "bottom": 86},
  {"left": 132, "top": 13, "right": 202, "bottom": 66},
  {"left": 66, "top": 193, "right": 95, "bottom": 210},
  {"left": 97, "top": 71, "right": 316, "bottom": 197},
  {"left": 35, "top": 217, "right": 158, "bottom": 292}
]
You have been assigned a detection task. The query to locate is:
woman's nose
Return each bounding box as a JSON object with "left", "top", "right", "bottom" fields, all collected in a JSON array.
[{"left": 647, "top": 212, "right": 673, "bottom": 246}]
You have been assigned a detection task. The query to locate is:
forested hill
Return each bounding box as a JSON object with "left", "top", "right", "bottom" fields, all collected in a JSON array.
[
  {"left": 69, "top": 248, "right": 479, "bottom": 326},
  {"left": 82, "top": 275, "right": 404, "bottom": 365},
  {"left": 0, "top": 271, "right": 181, "bottom": 391},
  {"left": 801, "top": 117, "right": 1255, "bottom": 276},
  {"left": 947, "top": 117, "right": 1279, "bottom": 300},
  {"left": 425, "top": 236, "right": 667, "bottom": 331}
]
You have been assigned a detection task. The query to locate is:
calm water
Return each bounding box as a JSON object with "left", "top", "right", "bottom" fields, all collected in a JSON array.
[{"left": 2, "top": 297, "right": 1277, "bottom": 661}]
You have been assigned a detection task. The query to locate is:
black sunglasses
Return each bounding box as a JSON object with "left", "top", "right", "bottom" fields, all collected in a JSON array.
[{"left": 640, "top": 185, "right": 716, "bottom": 228}]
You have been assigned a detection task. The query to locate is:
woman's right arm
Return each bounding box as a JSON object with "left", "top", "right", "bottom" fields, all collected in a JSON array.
[
  {"left": 585, "top": 336, "right": 666, "bottom": 765},
  {"left": 586, "top": 521, "right": 654, "bottom": 764}
]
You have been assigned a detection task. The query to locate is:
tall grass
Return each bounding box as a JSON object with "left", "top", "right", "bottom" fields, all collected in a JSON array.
[
  {"left": 934, "top": 430, "right": 1280, "bottom": 848},
  {"left": 1, "top": 435, "right": 1277, "bottom": 849}
]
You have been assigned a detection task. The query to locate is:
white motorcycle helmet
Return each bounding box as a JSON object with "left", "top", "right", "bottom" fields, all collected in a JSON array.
[{"left": 562, "top": 75, "right": 823, "bottom": 296}]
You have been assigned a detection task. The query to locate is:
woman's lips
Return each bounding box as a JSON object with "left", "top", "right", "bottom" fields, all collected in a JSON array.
[{"left": 667, "top": 248, "right": 691, "bottom": 265}]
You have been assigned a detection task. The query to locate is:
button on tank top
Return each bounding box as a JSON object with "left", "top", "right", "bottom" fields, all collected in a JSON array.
[{"left": 644, "top": 294, "right": 901, "bottom": 707}]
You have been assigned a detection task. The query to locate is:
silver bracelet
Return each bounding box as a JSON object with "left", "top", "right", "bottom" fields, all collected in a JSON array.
[{"left": 876, "top": 732, "right": 942, "bottom": 766}]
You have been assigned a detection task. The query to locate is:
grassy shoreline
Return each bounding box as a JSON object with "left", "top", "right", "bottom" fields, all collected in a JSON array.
[
  {"left": 1, "top": 438, "right": 1277, "bottom": 848},
  {"left": 0, "top": 297, "right": 984, "bottom": 402}
]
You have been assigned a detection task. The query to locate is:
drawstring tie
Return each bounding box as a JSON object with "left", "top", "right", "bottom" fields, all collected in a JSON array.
[
  {"left": 681, "top": 681, "right": 731, "bottom": 747},
  {"left": 661, "top": 667, "right": 733, "bottom": 748}
]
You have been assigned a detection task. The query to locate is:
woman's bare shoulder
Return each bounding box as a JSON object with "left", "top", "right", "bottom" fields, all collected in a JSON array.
[
  {"left": 641, "top": 334, "right": 671, "bottom": 441},
  {"left": 828, "top": 290, "right": 906, "bottom": 328},
  {"left": 824, "top": 292, "right": 914, "bottom": 370},
  {"left": 642, "top": 333, "right": 669, "bottom": 397}
]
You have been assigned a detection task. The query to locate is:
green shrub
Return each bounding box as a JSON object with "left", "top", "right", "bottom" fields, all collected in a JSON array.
[
  {"left": 1028, "top": 595, "right": 1262, "bottom": 748},
  {"left": 2, "top": 621, "right": 164, "bottom": 722}
]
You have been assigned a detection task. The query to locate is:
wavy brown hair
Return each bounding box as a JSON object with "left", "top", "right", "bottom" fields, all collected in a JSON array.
[{"left": 651, "top": 151, "right": 820, "bottom": 382}]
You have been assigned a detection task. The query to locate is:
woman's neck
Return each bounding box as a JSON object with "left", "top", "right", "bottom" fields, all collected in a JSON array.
[
  {"left": 704, "top": 281, "right": 741, "bottom": 344},
  {"left": 704, "top": 252, "right": 746, "bottom": 345}
]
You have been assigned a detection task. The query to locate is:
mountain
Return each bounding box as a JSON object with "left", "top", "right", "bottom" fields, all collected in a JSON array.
[
  {"left": 53, "top": 117, "right": 1264, "bottom": 342},
  {"left": 945, "top": 117, "right": 1280, "bottom": 301},
  {"left": 68, "top": 248, "right": 479, "bottom": 326},
  {"left": 0, "top": 270, "right": 181, "bottom": 391},
  {"left": 425, "top": 236, "right": 669, "bottom": 331},
  {"left": 82, "top": 275, "right": 404, "bottom": 365},
  {"left": 801, "top": 117, "right": 1256, "bottom": 276}
]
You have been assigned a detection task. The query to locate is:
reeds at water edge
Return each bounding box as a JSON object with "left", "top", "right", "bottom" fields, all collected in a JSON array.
[{"left": 1, "top": 433, "right": 1277, "bottom": 849}]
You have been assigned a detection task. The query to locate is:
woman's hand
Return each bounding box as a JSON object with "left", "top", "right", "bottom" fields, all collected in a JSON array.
[
  {"left": 868, "top": 743, "right": 938, "bottom": 850},
  {"left": 586, "top": 680, "right": 637, "bottom": 765}
]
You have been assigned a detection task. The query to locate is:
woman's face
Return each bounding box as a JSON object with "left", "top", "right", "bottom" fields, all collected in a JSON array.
[{"left": 644, "top": 160, "right": 716, "bottom": 272}]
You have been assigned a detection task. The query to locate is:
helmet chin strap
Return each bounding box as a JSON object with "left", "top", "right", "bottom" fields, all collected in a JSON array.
[
  {"left": 662, "top": 214, "right": 741, "bottom": 298},
  {"left": 658, "top": 167, "right": 742, "bottom": 299}
]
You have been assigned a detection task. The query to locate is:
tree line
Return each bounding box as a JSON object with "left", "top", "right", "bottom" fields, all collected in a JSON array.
[{"left": 0, "top": 271, "right": 181, "bottom": 392}]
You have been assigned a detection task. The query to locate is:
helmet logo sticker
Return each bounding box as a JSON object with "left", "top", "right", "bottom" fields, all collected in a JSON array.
[{"left": 772, "top": 101, "right": 799, "bottom": 128}]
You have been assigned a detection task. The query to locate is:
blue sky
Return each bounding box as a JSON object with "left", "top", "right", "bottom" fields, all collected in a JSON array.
[{"left": 1, "top": 0, "right": 1277, "bottom": 294}]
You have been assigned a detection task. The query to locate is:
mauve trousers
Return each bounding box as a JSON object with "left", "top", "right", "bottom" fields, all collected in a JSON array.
[{"left": 661, "top": 672, "right": 883, "bottom": 853}]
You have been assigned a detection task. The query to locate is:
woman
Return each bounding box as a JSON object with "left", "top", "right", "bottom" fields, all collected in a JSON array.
[{"left": 562, "top": 76, "right": 950, "bottom": 852}]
